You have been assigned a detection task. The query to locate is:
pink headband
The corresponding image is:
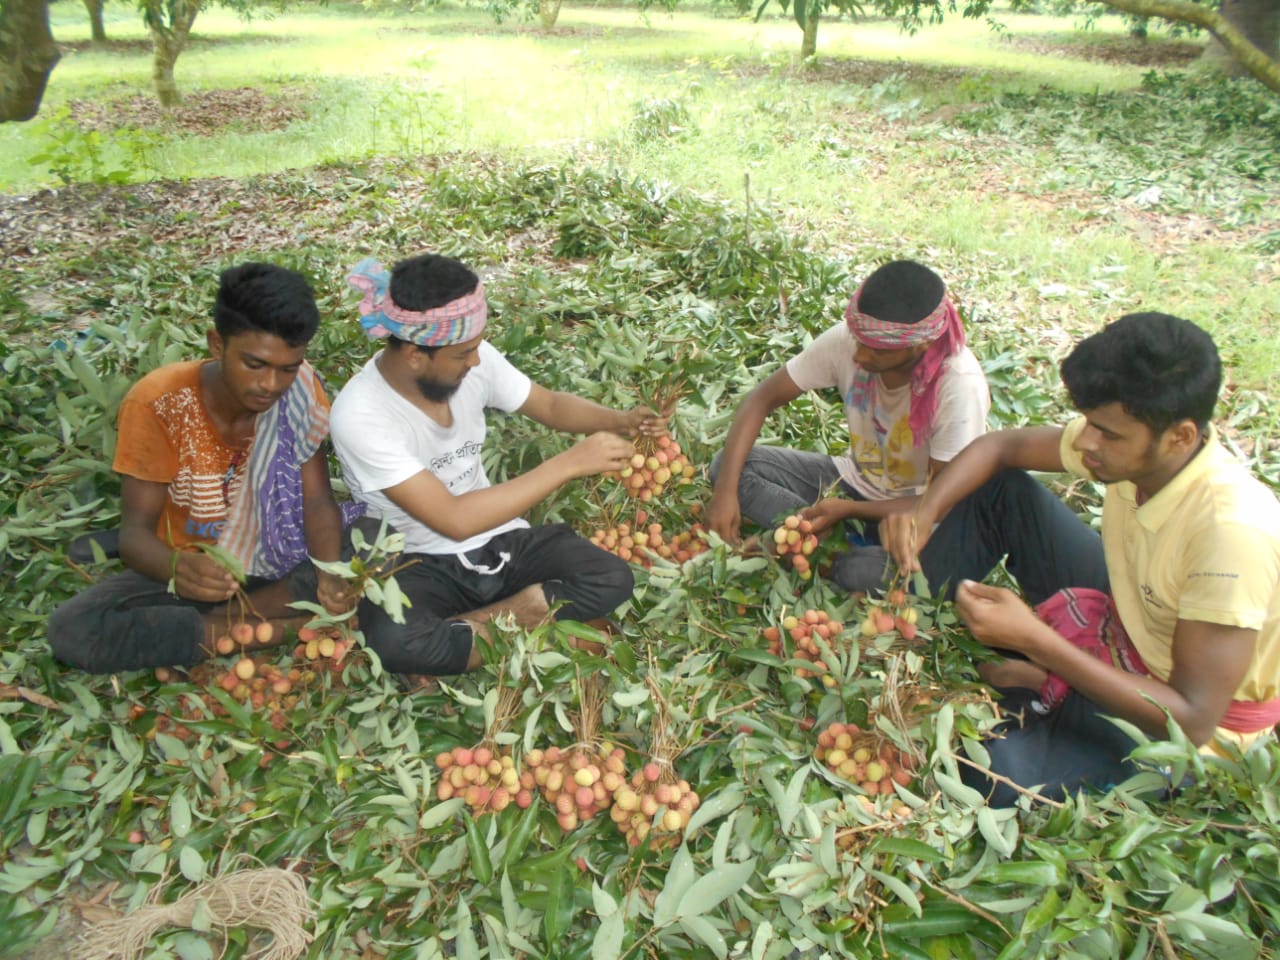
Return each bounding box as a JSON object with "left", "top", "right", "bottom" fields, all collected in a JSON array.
[{"left": 844, "top": 281, "right": 950, "bottom": 349}]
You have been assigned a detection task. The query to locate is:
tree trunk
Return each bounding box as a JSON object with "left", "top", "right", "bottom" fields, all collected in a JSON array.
[
  {"left": 145, "top": 0, "right": 201, "bottom": 108},
  {"left": 1097, "top": 0, "right": 1280, "bottom": 93},
  {"left": 1199, "top": 0, "right": 1279, "bottom": 76},
  {"left": 83, "top": 0, "right": 106, "bottom": 43},
  {"left": 0, "top": 0, "right": 60, "bottom": 122},
  {"left": 800, "top": 3, "right": 819, "bottom": 60},
  {"left": 538, "top": 0, "right": 561, "bottom": 31}
]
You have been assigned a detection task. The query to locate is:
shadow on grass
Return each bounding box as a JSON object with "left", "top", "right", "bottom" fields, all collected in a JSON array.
[
  {"left": 57, "top": 34, "right": 299, "bottom": 56},
  {"left": 391, "top": 20, "right": 688, "bottom": 42},
  {"left": 1004, "top": 32, "right": 1203, "bottom": 68},
  {"left": 64, "top": 87, "right": 313, "bottom": 135}
]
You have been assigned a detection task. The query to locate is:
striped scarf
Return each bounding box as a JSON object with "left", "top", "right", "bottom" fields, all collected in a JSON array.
[{"left": 218, "top": 362, "right": 360, "bottom": 579}]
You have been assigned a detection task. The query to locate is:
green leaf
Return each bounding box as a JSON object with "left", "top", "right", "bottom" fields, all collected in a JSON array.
[
  {"left": 498, "top": 800, "right": 540, "bottom": 872},
  {"left": 679, "top": 915, "right": 728, "bottom": 958},
  {"left": 542, "top": 864, "right": 574, "bottom": 945},
  {"left": 980, "top": 860, "right": 1064, "bottom": 888},
  {"left": 178, "top": 845, "right": 204, "bottom": 883},
  {"left": 653, "top": 844, "right": 698, "bottom": 926},
  {"left": 421, "top": 798, "right": 465, "bottom": 830},
  {"left": 977, "top": 805, "right": 1015, "bottom": 857},
  {"left": 874, "top": 837, "right": 947, "bottom": 863},
  {"left": 686, "top": 783, "right": 746, "bottom": 835},
  {"left": 169, "top": 791, "right": 192, "bottom": 838},
  {"left": 674, "top": 859, "right": 757, "bottom": 920},
  {"left": 594, "top": 910, "right": 626, "bottom": 960},
  {"left": 868, "top": 868, "right": 921, "bottom": 916},
  {"left": 455, "top": 897, "right": 479, "bottom": 958},
  {"left": 464, "top": 814, "right": 494, "bottom": 886}
]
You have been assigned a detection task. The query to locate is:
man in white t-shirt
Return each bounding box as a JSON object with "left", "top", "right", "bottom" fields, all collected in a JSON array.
[
  {"left": 331, "top": 254, "right": 665, "bottom": 678},
  {"left": 707, "top": 259, "right": 990, "bottom": 592}
]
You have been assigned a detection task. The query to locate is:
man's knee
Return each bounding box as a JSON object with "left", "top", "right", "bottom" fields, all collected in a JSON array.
[
  {"left": 575, "top": 554, "right": 634, "bottom": 614},
  {"left": 362, "top": 610, "right": 474, "bottom": 677},
  {"left": 46, "top": 601, "right": 84, "bottom": 669}
]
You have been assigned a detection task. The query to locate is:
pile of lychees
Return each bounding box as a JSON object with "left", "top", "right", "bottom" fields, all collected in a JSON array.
[
  {"left": 588, "top": 517, "right": 709, "bottom": 568},
  {"left": 143, "top": 621, "right": 355, "bottom": 766}
]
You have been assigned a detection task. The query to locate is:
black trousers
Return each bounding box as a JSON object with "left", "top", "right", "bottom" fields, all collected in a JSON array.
[
  {"left": 47, "top": 564, "right": 316, "bottom": 674},
  {"left": 358, "top": 522, "right": 634, "bottom": 676},
  {"left": 915, "top": 470, "right": 1142, "bottom": 805}
]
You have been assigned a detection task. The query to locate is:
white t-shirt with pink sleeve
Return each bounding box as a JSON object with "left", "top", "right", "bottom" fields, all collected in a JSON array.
[{"left": 785, "top": 322, "right": 990, "bottom": 500}]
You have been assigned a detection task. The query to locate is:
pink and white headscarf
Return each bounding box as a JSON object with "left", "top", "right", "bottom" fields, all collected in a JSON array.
[
  {"left": 347, "top": 257, "right": 487, "bottom": 347},
  {"left": 844, "top": 281, "right": 965, "bottom": 448}
]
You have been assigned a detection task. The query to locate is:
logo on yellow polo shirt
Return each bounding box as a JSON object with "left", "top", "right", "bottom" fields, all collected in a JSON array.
[{"left": 1140, "top": 584, "right": 1169, "bottom": 610}]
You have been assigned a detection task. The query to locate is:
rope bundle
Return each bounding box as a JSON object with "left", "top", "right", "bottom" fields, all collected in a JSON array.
[{"left": 80, "top": 867, "right": 313, "bottom": 960}]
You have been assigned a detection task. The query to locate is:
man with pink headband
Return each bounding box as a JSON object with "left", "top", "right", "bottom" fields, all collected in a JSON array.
[
  {"left": 331, "top": 253, "right": 666, "bottom": 678},
  {"left": 707, "top": 259, "right": 990, "bottom": 592}
]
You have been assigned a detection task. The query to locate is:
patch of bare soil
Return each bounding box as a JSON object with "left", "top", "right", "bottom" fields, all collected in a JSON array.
[
  {"left": 387, "top": 20, "right": 680, "bottom": 41},
  {"left": 66, "top": 87, "right": 311, "bottom": 136},
  {"left": 1006, "top": 34, "right": 1204, "bottom": 68},
  {"left": 731, "top": 58, "right": 997, "bottom": 90}
]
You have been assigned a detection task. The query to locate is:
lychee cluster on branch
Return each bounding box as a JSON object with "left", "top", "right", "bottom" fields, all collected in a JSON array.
[
  {"left": 609, "top": 761, "right": 700, "bottom": 848},
  {"left": 434, "top": 744, "right": 523, "bottom": 815},
  {"left": 763, "top": 608, "right": 845, "bottom": 685},
  {"left": 610, "top": 435, "right": 697, "bottom": 502},
  {"left": 858, "top": 588, "right": 921, "bottom": 642},
  {"left": 771, "top": 514, "right": 819, "bottom": 579},
  {"left": 813, "top": 721, "right": 915, "bottom": 798}
]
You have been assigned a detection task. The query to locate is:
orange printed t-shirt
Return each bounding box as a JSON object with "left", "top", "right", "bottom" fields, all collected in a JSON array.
[{"left": 113, "top": 361, "right": 247, "bottom": 551}]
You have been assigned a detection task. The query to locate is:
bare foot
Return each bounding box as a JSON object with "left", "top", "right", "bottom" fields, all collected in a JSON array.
[
  {"left": 978, "top": 659, "right": 1048, "bottom": 691},
  {"left": 566, "top": 617, "right": 619, "bottom": 656},
  {"left": 460, "top": 584, "right": 551, "bottom": 630},
  {"left": 397, "top": 673, "right": 441, "bottom": 695}
]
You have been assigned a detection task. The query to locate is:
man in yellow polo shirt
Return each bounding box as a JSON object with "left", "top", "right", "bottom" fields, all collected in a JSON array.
[{"left": 880, "top": 312, "right": 1280, "bottom": 806}]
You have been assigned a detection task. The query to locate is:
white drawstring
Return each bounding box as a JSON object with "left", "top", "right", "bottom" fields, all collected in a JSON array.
[{"left": 457, "top": 550, "right": 511, "bottom": 576}]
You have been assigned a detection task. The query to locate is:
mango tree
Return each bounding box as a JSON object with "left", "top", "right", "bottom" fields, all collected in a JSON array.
[
  {"left": 756, "top": 0, "right": 862, "bottom": 61},
  {"left": 0, "top": 0, "right": 59, "bottom": 121},
  {"left": 86, "top": 0, "right": 107, "bottom": 42},
  {"left": 752, "top": 0, "right": 1278, "bottom": 92},
  {"left": 485, "top": 0, "right": 679, "bottom": 34}
]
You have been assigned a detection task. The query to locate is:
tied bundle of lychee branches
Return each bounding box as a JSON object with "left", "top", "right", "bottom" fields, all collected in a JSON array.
[
  {"left": 435, "top": 674, "right": 526, "bottom": 816},
  {"left": 633, "top": 372, "right": 689, "bottom": 458},
  {"left": 522, "top": 671, "right": 628, "bottom": 832},
  {"left": 610, "top": 674, "right": 701, "bottom": 848}
]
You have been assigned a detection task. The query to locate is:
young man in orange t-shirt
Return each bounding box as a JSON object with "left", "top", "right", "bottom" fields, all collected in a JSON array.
[{"left": 49, "top": 263, "right": 356, "bottom": 673}]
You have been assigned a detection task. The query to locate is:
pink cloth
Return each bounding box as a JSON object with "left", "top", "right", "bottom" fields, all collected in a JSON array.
[{"left": 1035, "top": 587, "right": 1280, "bottom": 735}]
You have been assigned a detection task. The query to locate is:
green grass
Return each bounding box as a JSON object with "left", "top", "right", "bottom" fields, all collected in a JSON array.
[
  {"left": 5, "top": 10, "right": 1280, "bottom": 957},
  {"left": 4, "top": 1, "right": 1279, "bottom": 388}
]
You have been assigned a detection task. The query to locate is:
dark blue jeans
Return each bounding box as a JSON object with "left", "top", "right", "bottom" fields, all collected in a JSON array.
[{"left": 915, "top": 469, "right": 1139, "bottom": 806}]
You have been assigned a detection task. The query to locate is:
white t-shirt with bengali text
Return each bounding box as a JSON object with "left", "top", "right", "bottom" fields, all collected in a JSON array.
[
  {"left": 330, "top": 341, "right": 533, "bottom": 555},
  {"left": 785, "top": 322, "right": 990, "bottom": 500}
]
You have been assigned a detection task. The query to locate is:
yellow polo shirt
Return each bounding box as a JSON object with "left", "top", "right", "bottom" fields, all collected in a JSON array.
[{"left": 1061, "top": 418, "right": 1280, "bottom": 751}]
